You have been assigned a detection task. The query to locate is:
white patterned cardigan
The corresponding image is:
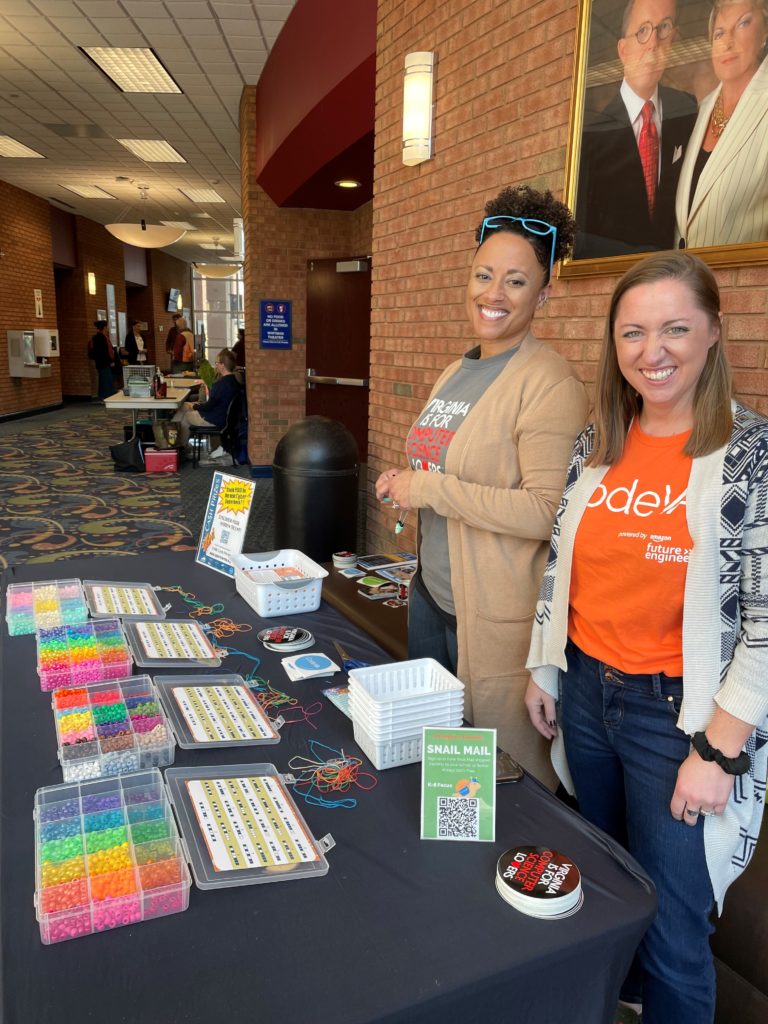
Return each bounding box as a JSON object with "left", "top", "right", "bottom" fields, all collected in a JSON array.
[{"left": 527, "top": 402, "right": 768, "bottom": 911}]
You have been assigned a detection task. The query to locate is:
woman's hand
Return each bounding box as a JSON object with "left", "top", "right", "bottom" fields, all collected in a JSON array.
[
  {"left": 375, "top": 467, "right": 403, "bottom": 501},
  {"left": 670, "top": 753, "right": 734, "bottom": 826},
  {"left": 387, "top": 469, "right": 414, "bottom": 510},
  {"left": 524, "top": 677, "right": 558, "bottom": 740}
]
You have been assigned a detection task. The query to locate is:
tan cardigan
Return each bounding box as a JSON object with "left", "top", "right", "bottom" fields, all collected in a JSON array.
[{"left": 409, "top": 333, "right": 588, "bottom": 787}]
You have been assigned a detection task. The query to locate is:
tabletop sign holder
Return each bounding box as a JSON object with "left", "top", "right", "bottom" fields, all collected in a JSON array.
[
  {"left": 420, "top": 726, "right": 497, "bottom": 842},
  {"left": 164, "top": 764, "right": 335, "bottom": 889},
  {"left": 195, "top": 471, "right": 257, "bottom": 577},
  {"left": 154, "top": 674, "right": 282, "bottom": 748}
]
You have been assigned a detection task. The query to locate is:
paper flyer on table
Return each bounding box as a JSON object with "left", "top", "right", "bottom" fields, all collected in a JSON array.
[
  {"left": 196, "top": 471, "right": 256, "bottom": 577},
  {"left": 420, "top": 727, "right": 497, "bottom": 842}
]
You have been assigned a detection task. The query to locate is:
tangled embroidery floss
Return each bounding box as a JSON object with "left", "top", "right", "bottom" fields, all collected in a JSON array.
[
  {"left": 248, "top": 678, "right": 323, "bottom": 730},
  {"left": 288, "top": 740, "right": 378, "bottom": 808}
]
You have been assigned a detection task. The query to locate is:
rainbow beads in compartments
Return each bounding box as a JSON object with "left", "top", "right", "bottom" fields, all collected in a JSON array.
[
  {"left": 6, "top": 579, "right": 88, "bottom": 636},
  {"left": 36, "top": 617, "right": 132, "bottom": 691},
  {"left": 34, "top": 770, "right": 190, "bottom": 944},
  {"left": 52, "top": 676, "right": 175, "bottom": 782}
]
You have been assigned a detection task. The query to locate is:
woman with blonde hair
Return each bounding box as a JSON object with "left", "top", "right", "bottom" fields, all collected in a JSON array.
[
  {"left": 676, "top": 0, "right": 768, "bottom": 246},
  {"left": 526, "top": 251, "right": 768, "bottom": 1022}
]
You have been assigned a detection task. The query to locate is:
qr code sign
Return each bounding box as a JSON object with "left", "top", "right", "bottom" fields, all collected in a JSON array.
[{"left": 437, "top": 796, "right": 480, "bottom": 840}]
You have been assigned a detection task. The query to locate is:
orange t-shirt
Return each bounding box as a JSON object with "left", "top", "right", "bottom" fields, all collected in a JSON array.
[{"left": 568, "top": 420, "right": 693, "bottom": 675}]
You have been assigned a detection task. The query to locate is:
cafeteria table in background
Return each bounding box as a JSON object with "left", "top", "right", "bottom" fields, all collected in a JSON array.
[
  {"left": 103, "top": 386, "right": 190, "bottom": 437},
  {"left": 0, "top": 552, "right": 656, "bottom": 1024}
]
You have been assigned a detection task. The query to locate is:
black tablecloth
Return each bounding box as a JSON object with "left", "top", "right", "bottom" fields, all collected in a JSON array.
[{"left": 1, "top": 553, "right": 656, "bottom": 1024}]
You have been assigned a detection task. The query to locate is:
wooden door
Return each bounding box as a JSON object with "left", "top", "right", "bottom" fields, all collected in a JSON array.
[{"left": 305, "top": 257, "right": 371, "bottom": 460}]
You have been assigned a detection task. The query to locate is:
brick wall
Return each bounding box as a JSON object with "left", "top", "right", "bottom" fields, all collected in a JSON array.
[
  {"left": 0, "top": 181, "right": 61, "bottom": 417},
  {"left": 240, "top": 86, "right": 375, "bottom": 465},
  {"left": 129, "top": 251, "right": 191, "bottom": 370},
  {"left": 52, "top": 217, "right": 130, "bottom": 398},
  {"left": 367, "top": 0, "right": 768, "bottom": 551}
]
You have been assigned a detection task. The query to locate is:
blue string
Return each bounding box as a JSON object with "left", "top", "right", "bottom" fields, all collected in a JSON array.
[
  {"left": 293, "top": 788, "right": 357, "bottom": 810},
  {"left": 213, "top": 644, "right": 261, "bottom": 672},
  {"left": 290, "top": 739, "right": 360, "bottom": 810}
]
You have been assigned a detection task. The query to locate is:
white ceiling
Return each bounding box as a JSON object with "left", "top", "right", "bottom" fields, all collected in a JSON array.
[{"left": 0, "top": 0, "right": 297, "bottom": 263}]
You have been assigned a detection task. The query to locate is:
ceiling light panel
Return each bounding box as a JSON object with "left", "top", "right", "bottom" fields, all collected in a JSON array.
[
  {"left": 179, "top": 187, "right": 225, "bottom": 203},
  {"left": 116, "top": 139, "right": 186, "bottom": 162},
  {"left": 81, "top": 48, "right": 182, "bottom": 94},
  {"left": 61, "top": 184, "right": 117, "bottom": 198},
  {"left": 0, "top": 136, "right": 45, "bottom": 158},
  {"left": 161, "top": 221, "right": 196, "bottom": 230}
]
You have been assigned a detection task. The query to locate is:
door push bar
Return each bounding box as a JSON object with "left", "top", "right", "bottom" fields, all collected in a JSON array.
[{"left": 306, "top": 368, "right": 369, "bottom": 390}]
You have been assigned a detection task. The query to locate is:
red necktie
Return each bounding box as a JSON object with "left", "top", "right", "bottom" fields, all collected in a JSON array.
[{"left": 638, "top": 100, "right": 659, "bottom": 216}]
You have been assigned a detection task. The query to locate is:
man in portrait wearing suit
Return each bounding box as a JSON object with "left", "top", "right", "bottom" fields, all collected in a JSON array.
[{"left": 574, "top": 0, "right": 697, "bottom": 259}]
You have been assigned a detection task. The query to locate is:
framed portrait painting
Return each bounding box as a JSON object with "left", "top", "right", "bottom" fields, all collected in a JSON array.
[{"left": 562, "top": 0, "right": 768, "bottom": 276}]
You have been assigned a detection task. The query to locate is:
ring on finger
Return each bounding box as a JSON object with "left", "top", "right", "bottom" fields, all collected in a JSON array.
[
  {"left": 685, "top": 807, "right": 700, "bottom": 818},
  {"left": 699, "top": 808, "right": 716, "bottom": 816}
]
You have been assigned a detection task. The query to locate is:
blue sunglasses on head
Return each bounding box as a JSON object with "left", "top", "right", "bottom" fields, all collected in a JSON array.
[{"left": 478, "top": 215, "right": 558, "bottom": 280}]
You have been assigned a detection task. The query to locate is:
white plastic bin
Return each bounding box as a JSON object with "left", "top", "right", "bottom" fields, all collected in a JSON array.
[{"left": 233, "top": 549, "right": 328, "bottom": 617}]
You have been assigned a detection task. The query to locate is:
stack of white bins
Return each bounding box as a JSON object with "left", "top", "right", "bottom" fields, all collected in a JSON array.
[{"left": 348, "top": 658, "right": 464, "bottom": 770}]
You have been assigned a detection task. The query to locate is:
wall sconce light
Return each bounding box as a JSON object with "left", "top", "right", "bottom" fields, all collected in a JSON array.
[
  {"left": 87, "top": 272, "right": 97, "bottom": 295},
  {"left": 402, "top": 51, "right": 435, "bottom": 166}
]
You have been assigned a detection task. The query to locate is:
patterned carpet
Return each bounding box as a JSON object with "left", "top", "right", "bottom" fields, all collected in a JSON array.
[
  {"left": 0, "top": 409, "right": 197, "bottom": 568},
  {"left": 0, "top": 406, "right": 366, "bottom": 569}
]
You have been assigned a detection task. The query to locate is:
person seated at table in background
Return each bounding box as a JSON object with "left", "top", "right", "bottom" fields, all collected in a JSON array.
[
  {"left": 88, "top": 319, "right": 117, "bottom": 399},
  {"left": 375, "top": 185, "right": 588, "bottom": 787},
  {"left": 525, "top": 252, "right": 768, "bottom": 1024},
  {"left": 171, "top": 317, "right": 195, "bottom": 373},
  {"left": 124, "top": 320, "right": 147, "bottom": 365},
  {"left": 173, "top": 348, "right": 241, "bottom": 456}
]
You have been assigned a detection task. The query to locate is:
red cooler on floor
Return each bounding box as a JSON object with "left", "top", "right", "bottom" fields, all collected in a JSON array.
[{"left": 145, "top": 448, "right": 179, "bottom": 473}]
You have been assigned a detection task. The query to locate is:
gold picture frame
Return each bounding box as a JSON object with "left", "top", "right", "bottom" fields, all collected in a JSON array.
[{"left": 561, "top": 0, "right": 768, "bottom": 278}]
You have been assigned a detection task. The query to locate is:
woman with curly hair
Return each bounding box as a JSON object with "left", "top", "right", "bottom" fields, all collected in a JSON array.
[{"left": 376, "top": 185, "right": 588, "bottom": 786}]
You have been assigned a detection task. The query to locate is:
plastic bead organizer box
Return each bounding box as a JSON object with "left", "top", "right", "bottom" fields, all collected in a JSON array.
[{"left": 34, "top": 770, "right": 191, "bottom": 944}]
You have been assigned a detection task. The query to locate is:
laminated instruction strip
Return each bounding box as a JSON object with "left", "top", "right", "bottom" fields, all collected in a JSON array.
[
  {"left": 88, "top": 584, "right": 158, "bottom": 617},
  {"left": 187, "top": 776, "right": 320, "bottom": 871},
  {"left": 136, "top": 621, "right": 217, "bottom": 660},
  {"left": 172, "top": 685, "right": 276, "bottom": 743}
]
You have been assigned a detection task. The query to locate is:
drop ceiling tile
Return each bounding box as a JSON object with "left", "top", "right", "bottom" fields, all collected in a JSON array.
[
  {"left": 220, "top": 20, "right": 263, "bottom": 36},
  {"left": 120, "top": 1, "right": 163, "bottom": 15},
  {"left": 31, "top": 2, "right": 81, "bottom": 14},
  {"left": 211, "top": 1, "right": 255, "bottom": 11},
  {"left": 75, "top": 0, "right": 132, "bottom": 14},
  {"left": 0, "top": 2, "right": 37, "bottom": 15},
  {"left": 164, "top": 2, "right": 213, "bottom": 18}
]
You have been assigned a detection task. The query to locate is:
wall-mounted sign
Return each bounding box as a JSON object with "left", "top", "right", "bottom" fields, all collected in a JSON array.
[
  {"left": 34, "top": 289, "right": 43, "bottom": 318},
  {"left": 259, "top": 300, "right": 292, "bottom": 349},
  {"left": 106, "top": 283, "right": 117, "bottom": 341}
]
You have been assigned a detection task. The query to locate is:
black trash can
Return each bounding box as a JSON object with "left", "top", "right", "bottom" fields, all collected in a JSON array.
[{"left": 272, "top": 416, "right": 358, "bottom": 563}]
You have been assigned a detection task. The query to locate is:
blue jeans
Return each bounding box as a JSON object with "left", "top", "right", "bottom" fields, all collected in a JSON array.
[
  {"left": 561, "top": 640, "right": 715, "bottom": 1024},
  {"left": 407, "top": 582, "right": 458, "bottom": 676}
]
